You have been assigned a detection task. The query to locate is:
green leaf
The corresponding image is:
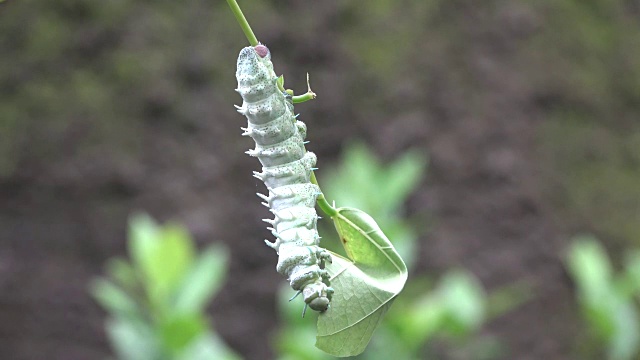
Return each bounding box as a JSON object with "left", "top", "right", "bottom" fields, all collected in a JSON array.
[
  {"left": 323, "top": 142, "right": 380, "bottom": 213},
  {"left": 322, "top": 141, "right": 426, "bottom": 218},
  {"left": 128, "top": 213, "right": 159, "bottom": 278},
  {"left": 277, "top": 75, "right": 285, "bottom": 92},
  {"left": 159, "top": 313, "right": 207, "bottom": 353},
  {"left": 389, "top": 294, "right": 446, "bottom": 349},
  {"left": 105, "top": 257, "right": 138, "bottom": 290},
  {"left": 319, "top": 141, "right": 426, "bottom": 270},
  {"left": 608, "top": 300, "right": 640, "bottom": 360},
  {"left": 173, "top": 245, "right": 229, "bottom": 313},
  {"left": 566, "top": 235, "right": 613, "bottom": 301},
  {"left": 379, "top": 220, "right": 418, "bottom": 269},
  {"left": 177, "top": 332, "right": 242, "bottom": 360},
  {"left": 565, "top": 235, "right": 640, "bottom": 357},
  {"left": 106, "top": 318, "right": 161, "bottom": 360},
  {"left": 90, "top": 278, "right": 139, "bottom": 317},
  {"left": 128, "top": 214, "right": 196, "bottom": 308},
  {"left": 619, "top": 251, "right": 640, "bottom": 298},
  {"left": 149, "top": 224, "right": 195, "bottom": 303},
  {"left": 316, "top": 207, "right": 408, "bottom": 357},
  {"left": 437, "top": 270, "right": 485, "bottom": 336}
]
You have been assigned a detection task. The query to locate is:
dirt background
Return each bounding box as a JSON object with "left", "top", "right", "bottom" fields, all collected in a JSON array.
[{"left": 1, "top": 0, "right": 640, "bottom": 359}]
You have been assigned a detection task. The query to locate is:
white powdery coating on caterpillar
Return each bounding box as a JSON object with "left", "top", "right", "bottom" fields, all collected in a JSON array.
[{"left": 235, "top": 46, "right": 333, "bottom": 312}]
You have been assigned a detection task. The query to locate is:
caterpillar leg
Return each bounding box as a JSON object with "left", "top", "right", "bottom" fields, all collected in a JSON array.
[
  {"left": 289, "top": 266, "right": 328, "bottom": 290},
  {"left": 316, "top": 248, "right": 332, "bottom": 266}
]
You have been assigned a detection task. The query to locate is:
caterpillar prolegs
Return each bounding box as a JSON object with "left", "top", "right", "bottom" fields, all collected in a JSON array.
[{"left": 235, "top": 45, "right": 334, "bottom": 312}]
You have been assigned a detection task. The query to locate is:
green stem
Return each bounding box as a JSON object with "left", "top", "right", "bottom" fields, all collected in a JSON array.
[
  {"left": 292, "top": 91, "right": 316, "bottom": 104},
  {"left": 226, "top": 0, "right": 258, "bottom": 46},
  {"left": 292, "top": 73, "right": 317, "bottom": 104},
  {"left": 311, "top": 172, "right": 338, "bottom": 217}
]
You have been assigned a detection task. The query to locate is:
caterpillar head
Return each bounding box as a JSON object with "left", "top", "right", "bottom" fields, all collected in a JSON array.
[
  {"left": 237, "top": 46, "right": 266, "bottom": 76},
  {"left": 303, "top": 282, "right": 334, "bottom": 312},
  {"left": 236, "top": 45, "right": 278, "bottom": 102},
  {"left": 254, "top": 44, "right": 270, "bottom": 59},
  {"left": 236, "top": 44, "right": 272, "bottom": 72}
]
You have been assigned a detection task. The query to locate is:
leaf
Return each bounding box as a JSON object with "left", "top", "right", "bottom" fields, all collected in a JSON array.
[
  {"left": 106, "top": 318, "right": 162, "bottom": 360},
  {"left": 322, "top": 141, "right": 426, "bottom": 218},
  {"left": 105, "top": 257, "right": 138, "bottom": 290},
  {"left": 566, "top": 235, "right": 613, "bottom": 301},
  {"left": 173, "top": 245, "right": 229, "bottom": 313},
  {"left": 90, "top": 278, "right": 139, "bottom": 317},
  {"left": 608, "top": 300, "right": 640, "bottom": 360},
  {"left": 323, "top": 142, "right": 380, "bottom": 213},
  {"left": 128, "top": 214, "right": 196, "bottom": 309},
  {"left": 176, "top": 332, "right": 242, "bottom": 360},
  {"left": 437, "top": 270, "right": 485, "bottom": 336},
  {"left": 316, "top": 207, "right": 408, "bottom": 357},
  {"left": 386, "top": 292, "right": 446, "bottom": 350},
  {"left": 152, "top": 224, "right": 196, "bottom": 295},
  {"left": 128, "top": 213, "right": 159, "bottom": 278},
  {"left": 277, "top": 75, "right": 285, "bottom": 92},
  {"left": 565, "top": 235, "right": 640, "bottom": 357},
  {"left": 319, "top": 141, "right": 426, "bottom": 269},
  {"left": 159, "top": 313, "right": 207, "bottom": 353},
  {"left": 619, "top": 251, "right": 640, "bottom": 298}
]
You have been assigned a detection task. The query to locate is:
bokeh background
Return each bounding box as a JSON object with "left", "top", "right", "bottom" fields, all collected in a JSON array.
[{"left": 1, "top": 0, "right": 640, "bottom": 359}]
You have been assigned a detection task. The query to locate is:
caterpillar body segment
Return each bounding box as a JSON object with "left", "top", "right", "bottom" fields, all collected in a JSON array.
[
  {"left": 235, "top": 45, "right": 333, "bottom": 312},
  {"left": 247, "top": 136, "right": 308, "bottom": 168},
  {"left": 241, "top": 113, "right": 298, "bottom": 145}
]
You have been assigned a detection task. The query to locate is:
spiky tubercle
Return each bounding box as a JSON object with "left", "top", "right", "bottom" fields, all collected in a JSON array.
[{"left": 235, "top": 45, "right": 333, "bottom": 312}]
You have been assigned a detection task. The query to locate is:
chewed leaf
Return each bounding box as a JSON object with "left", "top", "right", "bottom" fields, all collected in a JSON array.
[{"left": 316, "top": 207, "right": 408, "bottom": 357}]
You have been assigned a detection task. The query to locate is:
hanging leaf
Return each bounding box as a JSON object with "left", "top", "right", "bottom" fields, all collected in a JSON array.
[{"left": 316, "top": 207, "right": 408, "bottom": 357}]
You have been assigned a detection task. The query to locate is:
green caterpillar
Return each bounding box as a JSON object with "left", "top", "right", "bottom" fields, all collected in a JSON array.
[{"left": 235, "top": 44, "right": 333, "bottom": 312}]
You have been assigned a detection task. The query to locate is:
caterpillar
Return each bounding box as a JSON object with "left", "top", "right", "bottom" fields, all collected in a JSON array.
[{"left": 235, "top": 44, "right": 334, "bottom": 312}]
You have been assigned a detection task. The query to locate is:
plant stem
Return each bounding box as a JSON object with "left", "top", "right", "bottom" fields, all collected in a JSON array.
[
  {"left": 226, "top": 0, "right": 258, "bottom": 46},
  {"left": 311, "top": 172, "right": 338, "bottom": 217},
  {"left": 292, "top": 73, "right": 317, "bottom": 104},
  {"left": 292, "top": 92, "right": 316, "bottom": 104}
]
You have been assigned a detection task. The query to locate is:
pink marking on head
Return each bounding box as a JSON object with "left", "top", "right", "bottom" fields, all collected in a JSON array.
[{"left": 254, "top": 44, "right": 269, "bottom": 58}]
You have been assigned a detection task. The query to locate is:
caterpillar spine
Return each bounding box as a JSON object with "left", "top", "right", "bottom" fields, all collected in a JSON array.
[{"left": 235, "top": 45, "right": 333, "bottom": 312}]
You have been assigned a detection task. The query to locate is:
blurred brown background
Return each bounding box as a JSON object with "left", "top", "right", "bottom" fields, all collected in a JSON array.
[{"left": 1, "top": 0, "right": 640, "bottom": 359}]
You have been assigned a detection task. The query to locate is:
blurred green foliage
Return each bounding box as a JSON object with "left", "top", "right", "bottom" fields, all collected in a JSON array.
[
  {"left": 274, "top": 142, "right": 528, "bottom": 359},
  {"left": 566, "top": 235, "right": 640, "bottom": 360},
  {"left": 321, "top": 141, "right": 426, "bottom": 268},
  {"left": 91, "top": 214, "right": 240, "bottom": 360}
]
